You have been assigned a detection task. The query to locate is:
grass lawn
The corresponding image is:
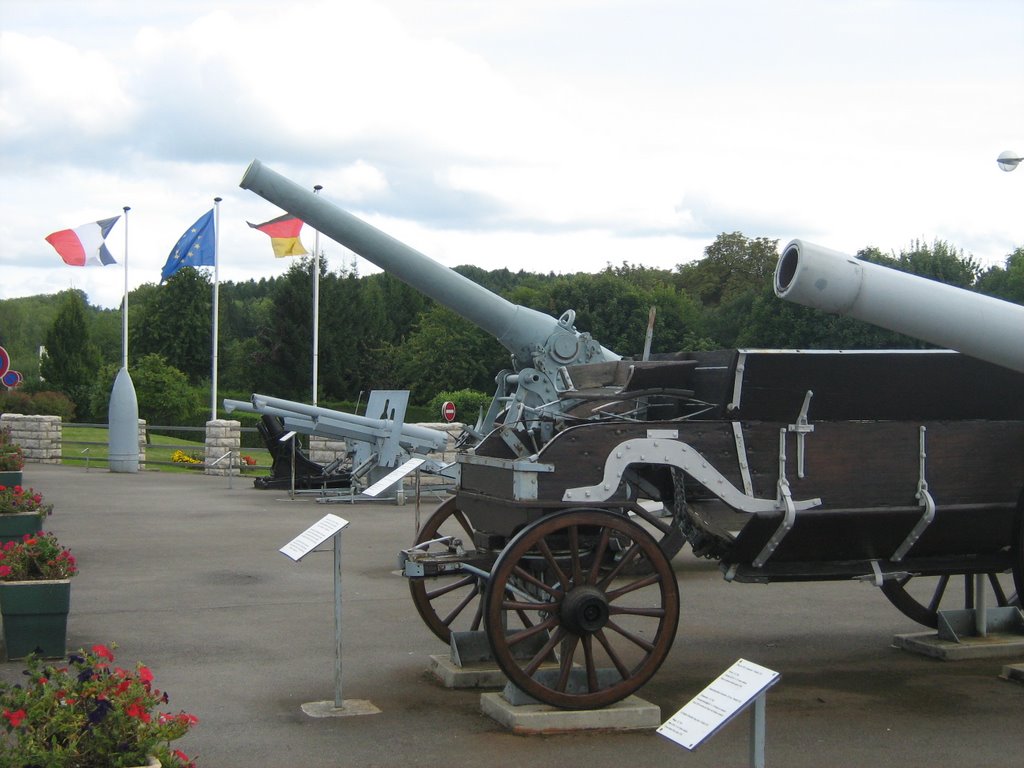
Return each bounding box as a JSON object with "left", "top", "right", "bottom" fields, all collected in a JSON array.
[{"left": 61, "top": 425, "right": 271, "bottom": 473}]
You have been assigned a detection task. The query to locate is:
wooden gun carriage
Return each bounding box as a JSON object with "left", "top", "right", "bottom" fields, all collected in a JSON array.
[{"left": 239, "top": 161, "right": 1024, "bottom": 710}]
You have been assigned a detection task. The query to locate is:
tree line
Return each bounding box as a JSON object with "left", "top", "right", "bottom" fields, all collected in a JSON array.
[{"left": 1, "top": 232, "right": 1021, "bottom": 426}]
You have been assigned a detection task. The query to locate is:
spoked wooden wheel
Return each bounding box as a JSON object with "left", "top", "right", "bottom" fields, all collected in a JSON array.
[
  {"left": 883, "top": 496, "right": 1024, "bottom": 629},
  {"left": 881, "top": 569, "right": 1020, "bottom": 629},
  {"left": 484, "top": 508, "right": 679, "bottom": 709},
  {"left": 408, "top": 498, "right": 485, "bottom": 643}
]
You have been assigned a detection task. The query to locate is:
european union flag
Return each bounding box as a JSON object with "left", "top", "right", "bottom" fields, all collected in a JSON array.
[{"left": 161, "top": 209, "right": 215, "bottom": 283}]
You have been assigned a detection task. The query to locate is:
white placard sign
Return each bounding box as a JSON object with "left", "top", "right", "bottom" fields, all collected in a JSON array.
[
  {"left": 657, "top": 659, "right": 779, "bottom": 750},
  {"left": 279, "top": 514, "right": 350, "bottom": 561},
  {"left": 361, "top": 458, "right": 425, "bottom": 497}
]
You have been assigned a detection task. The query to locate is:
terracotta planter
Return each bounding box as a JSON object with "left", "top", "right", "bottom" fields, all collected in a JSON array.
[
  {"left": 0, "top": 579, "right": 70, "bottom": 659},
  {"left": 0, "top": 469, "right": 23, "bottom": 487},
  {"left": 0, "top": 511, "right": 45, "bottom": 545}
]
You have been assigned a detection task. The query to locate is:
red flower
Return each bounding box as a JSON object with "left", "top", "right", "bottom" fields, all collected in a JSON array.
[
  {"left": 2, "top": 708, "right": 26, "bottom": 727},
  {"left": 92, "top": 644, "right": 115, "bottom": 662},
  {"left": 0, "top": 565, "right": 10, "bottom": 577},
  {"left": 125, "top": 701, "right": 151, "bottom": 722},
  {"left": 138, "top": 665, "right": 154, "bottom": 684}
]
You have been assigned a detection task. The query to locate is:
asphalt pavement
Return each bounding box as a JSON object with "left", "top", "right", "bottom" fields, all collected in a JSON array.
[{"left": 2, "top": 463, "right": 1022, "bottom": 767}]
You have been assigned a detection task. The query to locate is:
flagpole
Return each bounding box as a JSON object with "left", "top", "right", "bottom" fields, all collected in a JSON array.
[
  {"left": 312, "top": 184, "right": 322, "bottom": 406},
  {"left": 211, "top": 197, "right": 222, "bottom": 421},
  {"left": 122, "top": 206, "right": 130, "bottom": 369}
]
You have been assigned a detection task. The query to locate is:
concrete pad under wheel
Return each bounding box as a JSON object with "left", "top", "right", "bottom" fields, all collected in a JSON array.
[
  {"left": 481, "top": 692, "right": 660, "bottom": 734},
  {"left": 429, "top": 654, "right": 507, "bottom": 689},
  {"left": 893, "top": 631, "right": 1024, "bottom": 661},
  {"left": 1000, "top": 663, "right": 1024, "bottom": 683}
]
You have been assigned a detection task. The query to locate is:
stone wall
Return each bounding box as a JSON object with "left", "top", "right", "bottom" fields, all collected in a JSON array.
[
  {"left": 0, "top": 413, "right": 61, "bottom": 464},
  {"left": 205, "top": 419, "right": 241, "bottom": 476},
  {"left": 308, "top": 435, "right": 348, "bottom": 467},
  {"left": 137, "top": 420, "right": 147, "bottom": 465}
]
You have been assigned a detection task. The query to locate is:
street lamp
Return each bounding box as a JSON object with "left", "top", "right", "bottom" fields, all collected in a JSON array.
[{"left": 996, "top": 150, "right": 1022, "bottom": 172}]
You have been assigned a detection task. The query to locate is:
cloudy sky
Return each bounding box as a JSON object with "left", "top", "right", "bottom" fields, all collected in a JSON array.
[{"left": 1, "top": 0, "right": 1021, "bottom": 309}]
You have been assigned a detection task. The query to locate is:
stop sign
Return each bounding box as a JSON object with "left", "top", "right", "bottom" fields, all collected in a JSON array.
[{"left": 441, "top": 400, "right": 457, "bottom": 422}]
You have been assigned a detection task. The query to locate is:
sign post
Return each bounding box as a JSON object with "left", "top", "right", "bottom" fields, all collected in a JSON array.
[
  {"left": 280, "top": 514, "right": 380, "bottom": 717},
  {"left": 658, "top": 659, "right": 779, "bottom": 768},
  {"left": 278, "top": 430, "right": 297, "bottom": 499}
]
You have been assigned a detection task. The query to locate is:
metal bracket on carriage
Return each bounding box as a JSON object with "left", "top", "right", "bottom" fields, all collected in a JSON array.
[
  {"left": 751, "top": 428, "right": 800, "bottom": 568},
  {"left": 399, "top": 535, "right": 466, "bottom": 578},
  {"left": 854, "top": 560, "right": 913, "bottom": 587},
  {"left": 891, "top": 426, "right": 937, "bottom": 563},
  {"left": 561, "top": 429, "right": 821, "bottom": 516},
  {"left": 786, "top": 390, "right": 814, "bottom": 479}
]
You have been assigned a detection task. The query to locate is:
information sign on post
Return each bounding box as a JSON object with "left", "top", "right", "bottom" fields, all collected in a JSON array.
[
  {"left": 279, "top": 513, "right": 349, "bottom": 561},
  {"left": 658, "top": 658, "right": 779, "bottom": 767},
  {"left": 280, "top": 514, "right": 379, "bottom": 718},
  {"left": 361, "top": 457, "right": 425, "bottom": 498}
]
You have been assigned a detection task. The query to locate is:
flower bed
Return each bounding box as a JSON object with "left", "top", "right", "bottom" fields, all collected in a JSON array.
[{"left": 0, "top": 644, "right": 198, "bottom": 767}]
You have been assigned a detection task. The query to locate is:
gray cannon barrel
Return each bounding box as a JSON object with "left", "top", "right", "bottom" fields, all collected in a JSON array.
[
  {"left": 240, "top": 159, "right": 617, "bottom": 369},
  {"left": 250, "top": 394, "right": 448, "bottom": 451},
  {"left": 774, "top": 240, "right": 1024, "bottom": 373}
]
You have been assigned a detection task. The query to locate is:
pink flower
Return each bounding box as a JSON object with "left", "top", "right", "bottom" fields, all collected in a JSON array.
[{"left": 92, "top": 644, "right": 115, "bottom": 662}]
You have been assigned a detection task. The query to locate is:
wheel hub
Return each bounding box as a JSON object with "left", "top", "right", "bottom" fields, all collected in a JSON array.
[{"left": 560, "top": 585, "right": 610, "bottom": 635}]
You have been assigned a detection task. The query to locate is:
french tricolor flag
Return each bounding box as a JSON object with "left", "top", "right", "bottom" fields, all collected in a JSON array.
[{"left": 44, "top": 216, "right": 121, "bottom": 266}]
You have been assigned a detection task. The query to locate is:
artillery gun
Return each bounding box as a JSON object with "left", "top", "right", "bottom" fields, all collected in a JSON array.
[
  {"left": 239, "top": 160, "right": 1024, "bottom": 711},
  {"left": 224, "top": 390, "right": 449, "bottom": 491}
]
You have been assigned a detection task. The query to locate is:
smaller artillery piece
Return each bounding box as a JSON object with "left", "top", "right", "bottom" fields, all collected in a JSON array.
[
  {"left": 224, "top": 390, "right": 448, "bottom": 492},
  {"left": 240, "top": 160, "right": 1024, "bottom": 711}
]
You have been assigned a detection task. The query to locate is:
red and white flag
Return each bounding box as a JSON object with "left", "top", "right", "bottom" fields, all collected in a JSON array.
[{"left": 44, "top": 216, "right": 121, "bottom": 266}]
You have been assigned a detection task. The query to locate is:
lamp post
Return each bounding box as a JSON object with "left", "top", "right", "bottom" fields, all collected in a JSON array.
[{"left": 996, "top": 150, "right": 1022, "bottom": 172}]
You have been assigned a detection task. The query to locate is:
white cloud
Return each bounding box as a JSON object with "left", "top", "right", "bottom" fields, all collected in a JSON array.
[{"left": 0, "top": 0, "right": 1021, "bottom": 312}]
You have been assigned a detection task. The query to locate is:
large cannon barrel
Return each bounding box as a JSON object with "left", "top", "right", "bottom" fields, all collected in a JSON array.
[
  {"left": 224, "top": 395, "right": 448, "bottom": 452},
  {"left": 774, "top": 240, "right": 1024, "bottom": 373},
  {"left": 240, "top": 159, "right": 617, "bottom": 370}
]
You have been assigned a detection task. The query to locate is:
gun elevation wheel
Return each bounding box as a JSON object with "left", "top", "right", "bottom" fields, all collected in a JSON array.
[
  {"left": 409, "top": 498, "right": 485, "bottom": 643},
  {"left": 484, "top": 508, "right": 679, "bottom": 709}
]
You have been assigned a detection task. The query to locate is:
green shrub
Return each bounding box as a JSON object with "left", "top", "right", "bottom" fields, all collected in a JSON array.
[
  {"left": 427, "top": 389, "right": 492, "bottom": 425},
  {"left": 0, "top": 389, "right": 33, "bottom": 415},
  {"left": 26, "top": 390, "right": 76, "bottom": 421}
]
